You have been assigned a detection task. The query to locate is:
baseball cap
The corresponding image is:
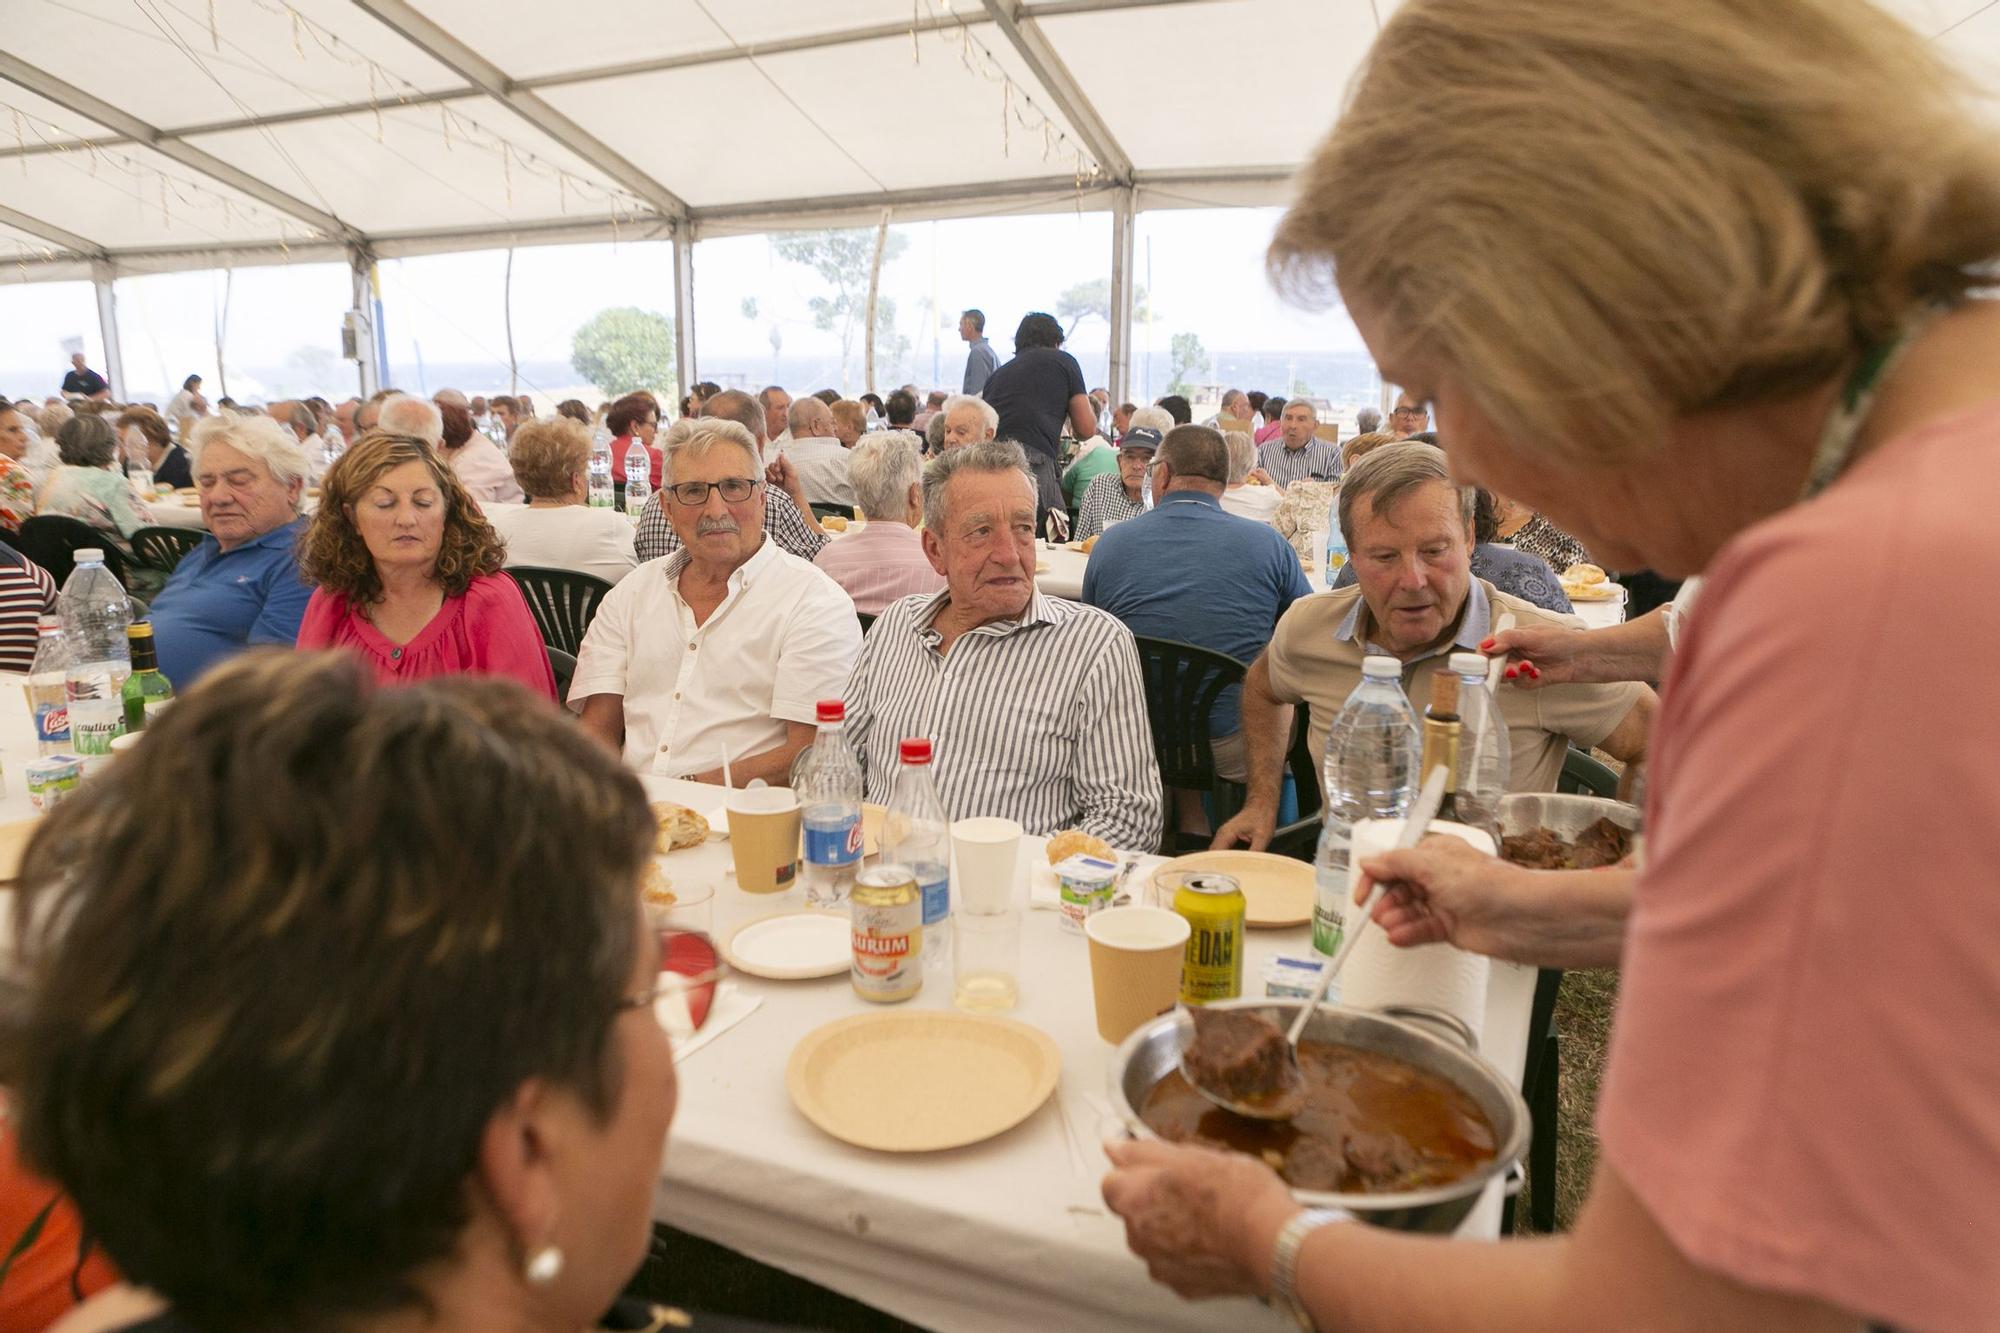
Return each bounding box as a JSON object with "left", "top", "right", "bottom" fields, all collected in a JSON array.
[{"left": 1118, "top": 426, "right": 1163, "bottom": 453}]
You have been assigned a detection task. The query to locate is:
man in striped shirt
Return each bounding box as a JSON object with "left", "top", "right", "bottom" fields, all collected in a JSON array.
[
  {"left": 1256, "top": 399, "right": 1342, "bottom": 488},
  {"left": 634, "top": 390, "right": 830, "bottom": 564},
  {"left": 842, "top": 441, "right": 1163, "bottom": 851}
]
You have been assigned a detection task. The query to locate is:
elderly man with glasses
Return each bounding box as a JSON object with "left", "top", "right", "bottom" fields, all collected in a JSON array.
[
  {"left": 1390, "top": 390, "right": 1431, "bottom": 439},
  {"left": 572, "top": 418, "right": 861, "bottom": 787}
]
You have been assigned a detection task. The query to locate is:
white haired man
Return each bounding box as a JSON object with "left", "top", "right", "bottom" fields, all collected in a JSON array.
[
  {"left": 812, "top": 431, "right": 945, "bottom": 614},
  {"left": 634, "top": 389, "right": 830, "bottom": 564},
  {"left": 1256, "top": 399, "right": 1342, "bottom": 488},
  {"left": 939, "top": 394, "right": 998, "bottom": 451},
  {"left": 840, "top": 440, "right": 1162, "bottom": 848},
  {"left": 781, "top": 397, "right": 856, "bottom": 510},
  {"left": 573, "top": 418, "right": 861, "bottom": 787},
  {"left": 148, "top": 414, "right": 315, "bottom": 686}
]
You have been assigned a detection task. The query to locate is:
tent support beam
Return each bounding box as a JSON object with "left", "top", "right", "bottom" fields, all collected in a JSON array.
[
  {"left": 0, "top": 52, "right": 357, "bottom": 241},
  {"left": 978, "top": 0, "right": 1133, "bottom": 183},
  {"left": 348, "top": 0, "right": 689, "bottom": 222},
  {"left": 350, "top": 248, "right": 381, "bottom": 400},
  {"left": 672, "top": 225, "right": 696, "bottom": 404},
  {"left": 0, "top": 202, "right": 103, "bottom": 258},
  {"left": 1108, "top": 186, "right": 1135, "bottom": 409},
  {"left": 92, "top": 260, "right": 124, "bottom": 400}
]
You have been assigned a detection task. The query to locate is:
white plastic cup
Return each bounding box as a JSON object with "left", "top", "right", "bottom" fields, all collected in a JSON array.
[{"left": 950, "top": 816, "right": 1023, "bottom": 914}]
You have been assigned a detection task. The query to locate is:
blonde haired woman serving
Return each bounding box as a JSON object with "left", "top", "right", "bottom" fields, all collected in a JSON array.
[{"left": 1103, "top": 2, "right": 2000, "bottom": 1330}]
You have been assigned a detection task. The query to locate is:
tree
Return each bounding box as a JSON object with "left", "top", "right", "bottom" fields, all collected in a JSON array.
[
  {"left": 771, "top": 228, "right": 910, "bottom": 389},
  {"left": 1056, "top": 277, "right": 1151, "bottom": 338},
  {"left": 1166, "top": 331, "right": 1209, "bottom": 397},
  {"left": 570, "top": 306, "right": 676, "bottom": 400}
]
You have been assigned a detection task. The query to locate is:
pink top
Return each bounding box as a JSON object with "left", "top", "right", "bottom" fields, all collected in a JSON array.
[
  {"left": 1596, "top": 398, "right": 2000, "bottom": 1331},
  {"left": 1253, "top": 420, "right": 1285, "bottom": 445},
  {"left": 295, "top": 571, "right": 557, "bottom": 699},
  {"left": 811, "top": 520, "right": 945, "bottom": 616}
]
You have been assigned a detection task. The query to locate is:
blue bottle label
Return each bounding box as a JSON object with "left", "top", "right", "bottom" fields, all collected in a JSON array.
[
  {"left": 34, "top": 702, "right": 68, "bottom": 744},
  {"left": 918, "top": 872, "right": 949, "bottom": 926},
  {"left": 804, "top": 816, "right": 863, "bottom": 867}
]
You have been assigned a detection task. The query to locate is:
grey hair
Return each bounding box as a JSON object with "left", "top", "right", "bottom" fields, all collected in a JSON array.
[
  {"left": 377, "top": 394, "right": 443, "bottom": 446},
  {"left": 940, "top": 394, "right": 998, "bottom": 435},
  {"left": 282, "top": 402, "right": 317, "bottom": 439},
  {"left": 1283, "top": 398, "right": 1321, "bottom": 422},
  {"left": 657, "top": 417, "right": 702, "bottom": 453},
  {"left": 925, "top": 414, "right": 947, "bottom": 453},
  {"left": 667, "top": 419, "right": 761, "bottom": 481},
  {"left": 1127, "top": 405, "right": 1174, "bottom": 434},
  {"left": 55, "top": 414, "right": 117, "bottom": 467},
  {"left": 1355, "top": 406, "right": 1382, "bottom": 434},
  {"left": 787, "top": 395, "right": 833, "bottom": 437},
  {"left": 848, "top": 431, "right": 924, "bottom": 521},
  {"left": 1336, "top": 442, "right": 1475, "bottom": 549},
  {"left": 1222, "top": 430, "right": 1257, "bottom": 484},
  {"left": 921, "top": 438, "right": 1031, "bottom": 533},
  {"left": 187, "top": 414, "right": 311, "bottom": 504}
]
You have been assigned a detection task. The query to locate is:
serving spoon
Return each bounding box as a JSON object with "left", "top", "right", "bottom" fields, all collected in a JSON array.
[{"left": 1179, "top": 764, "right": 1451, "bottom": 1121}]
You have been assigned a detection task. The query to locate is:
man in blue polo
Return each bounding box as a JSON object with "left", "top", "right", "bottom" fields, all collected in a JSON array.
[
  {"left": 1082, "top": 424, "right": 1311, "bottom": 790},
  {"left": 148, "top": 414, "right": 315, "bottom": 685}
]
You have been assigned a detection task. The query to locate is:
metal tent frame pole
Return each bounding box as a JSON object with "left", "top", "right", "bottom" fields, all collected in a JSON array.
[
  {"left": 91, "top": 260, "right": 124, "bottom": 401},
  {"left": 1108, "top": 187, "right": 1136, "bottom": 409},
  {"left": 673, "top": 225, "right": 697, "bottom": 405}
]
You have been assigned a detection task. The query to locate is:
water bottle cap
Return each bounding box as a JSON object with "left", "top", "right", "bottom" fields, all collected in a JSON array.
[
  {"left": 815, "top": 699, "right": 846, "bottom": 723},
  {"left": 74, "top": 549, "right": 103, "bottom": 563},
  {"left": 1448, "top": 651, "right": 1488, "bottom": 676},
  {"left": 898, "top": 737, "right": 932, "bottom": 764},
  {"left": 1360, "top": 655, "right": 1401, "bottom": 679}
]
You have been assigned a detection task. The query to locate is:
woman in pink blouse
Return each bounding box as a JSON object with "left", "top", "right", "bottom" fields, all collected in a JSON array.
[{"left": 296, "top": 431, "right": 555, "bottom": 699}]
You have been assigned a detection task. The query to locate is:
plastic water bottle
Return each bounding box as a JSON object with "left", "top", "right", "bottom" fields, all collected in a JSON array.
[
  {"left": 26, "top": 616, "right": 71, "bottom": 756},
  {"left": 1141, "top": 455, "right": 1155, "bottom": 510},
  {"left": 587, "top": 432, "right": 614, "bottom": 509},
  {"left": 884, "top": 737, "right": 951, "bottom": 973},
  {"left": 1447, "top": 651, "right": 1511, "bottom": 839},
  {"left": 624, "top": 443, "right": 652, "bottom": 517},
  {"left": 1325, "top": 502, "right": 1349, "bottom": 577},
  {"left": 58, "top": 551, "right": 133, "bottom": 758},
  {"left": 800, "top": 699, "right": 864, "bottom": 908},
  {"left": 1311, "top": 655, "right": 1420, "bottom": 957}
]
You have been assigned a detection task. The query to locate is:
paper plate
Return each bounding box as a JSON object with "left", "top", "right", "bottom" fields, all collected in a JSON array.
[
  {"left": 722, "top": 911, "right": 851, "bottom": 980},
  {"left": 1150, "top": 850, "right": 1315, "bottom": 928},
  {"left": 787, "top": 1010, "right": 1061, "bottom": 1152}
]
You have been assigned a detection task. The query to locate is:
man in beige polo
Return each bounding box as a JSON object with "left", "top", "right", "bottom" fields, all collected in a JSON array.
[{"left": 1213, "top": 442, "right": 1655, "bottom": 850}]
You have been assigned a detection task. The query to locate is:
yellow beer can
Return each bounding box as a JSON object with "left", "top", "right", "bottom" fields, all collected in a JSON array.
[{"left": 1168, "top": 871, "right": 1245, "bottom": 1004}]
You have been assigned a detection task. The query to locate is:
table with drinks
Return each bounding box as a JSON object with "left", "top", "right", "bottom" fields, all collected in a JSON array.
[{"left": 643, "top": 708, "right": 1536, "bottom": 1333}]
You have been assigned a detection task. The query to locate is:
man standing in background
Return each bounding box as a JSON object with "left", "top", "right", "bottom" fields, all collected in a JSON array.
[{"left": 960, "top": 309, "right": 998, "bottom": 395}]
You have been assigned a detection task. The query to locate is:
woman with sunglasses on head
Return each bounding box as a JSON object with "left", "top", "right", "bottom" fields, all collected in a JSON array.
[
  {"left": 297, "top": 431, "right": 556, "bottom": 698},
  {"left": 3, "top": 651, "right": 772, "bottom": 1333}
]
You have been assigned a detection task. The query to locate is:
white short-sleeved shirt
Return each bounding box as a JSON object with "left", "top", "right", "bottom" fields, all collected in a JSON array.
[
  {"left": 489, "top": 503, "right": 639, "bottom": 586},
  {"left": 1219, "top": 484, "right": 1282, "bottom": 525},
  {"left": 569, "top": 539, "right": 862, "bottom": 777}
]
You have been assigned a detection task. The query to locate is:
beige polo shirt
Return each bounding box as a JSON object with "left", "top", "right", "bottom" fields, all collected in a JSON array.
[{"left": 1264, "top": 580, "right": 1644, "bottom": 793}]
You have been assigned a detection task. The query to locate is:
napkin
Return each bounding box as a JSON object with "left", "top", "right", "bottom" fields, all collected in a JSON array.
[
  {"left": 657, "top": 979, "right": 761, "bottom": 1063},
  {"left": 1339, "top": 818, "right": 1493, "bottom": 1045}
]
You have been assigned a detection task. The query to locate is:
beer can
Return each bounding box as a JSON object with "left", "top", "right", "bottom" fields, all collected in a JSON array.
[
  {"left": 852, "top": 864, "right": 923, "bottom": 1003},
  {"left": 1168, "top": 871, "right": 1245, "bottom": 1004}
]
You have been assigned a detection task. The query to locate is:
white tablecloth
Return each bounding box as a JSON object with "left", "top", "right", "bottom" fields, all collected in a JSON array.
[{"left": 643, "top": 775, "right": 1534, "bottom": 1333}]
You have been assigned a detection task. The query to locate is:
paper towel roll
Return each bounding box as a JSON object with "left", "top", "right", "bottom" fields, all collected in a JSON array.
[{"left": 1339, "top": 817, "right": 1494, "bottom": 1045}]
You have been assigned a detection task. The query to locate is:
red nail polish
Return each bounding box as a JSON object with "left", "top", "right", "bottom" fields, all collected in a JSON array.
[{"left": 1478, "top": 637, "right": 1496, "bottom": 651}]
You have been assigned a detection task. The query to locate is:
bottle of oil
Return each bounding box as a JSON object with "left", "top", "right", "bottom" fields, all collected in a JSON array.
[{"left": 1420, "top": 671, "right": 1466, "bottom": 821}]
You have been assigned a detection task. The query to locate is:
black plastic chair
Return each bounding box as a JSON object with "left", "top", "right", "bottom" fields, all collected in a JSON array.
[
  {"left": 505, "top": 566, "right": 615, "bottom": 657},
  {"left": 130, "top": 525, "right": 205, "bottom": 578},
  {"left": 16, "top": 515, "right": 132, "bottom": 590},
  {"left": 810, "top": 502, "right": 857, "bottom": 522},
  {"left": 1558, "top": 746, "right": 1622, "bottom": 799},
  {"left": 856, "top": 611, "right": 876, "bottom": 634},
  {"left": 1132, "top": 636, "right": 1248, "bottom": 854},
  {"left": 546, "top": 646, "right": 577, "bottom": 702}
]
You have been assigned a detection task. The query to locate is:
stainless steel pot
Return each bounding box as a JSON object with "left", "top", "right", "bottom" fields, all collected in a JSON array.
[
  {"left": 1107, "top": 999, "right": 1531, "bottom": 1233},
  {"left": 1498, "top": 792, "right": 1639, "bottom": 842}
]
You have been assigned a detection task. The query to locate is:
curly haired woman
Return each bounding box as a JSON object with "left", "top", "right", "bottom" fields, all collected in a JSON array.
[{"left": 296, "top": 431, "right": 555, "bottom": 698}]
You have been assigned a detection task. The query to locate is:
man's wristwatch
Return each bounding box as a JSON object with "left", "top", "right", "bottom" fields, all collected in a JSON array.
[{"left": 1266, "top": 1207, "right": 1354, "bottom": 1331}]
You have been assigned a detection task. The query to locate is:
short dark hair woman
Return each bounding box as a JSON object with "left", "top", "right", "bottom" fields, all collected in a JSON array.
[{"left": 4, "top": 652, "right": 696, "bottom": 1332}]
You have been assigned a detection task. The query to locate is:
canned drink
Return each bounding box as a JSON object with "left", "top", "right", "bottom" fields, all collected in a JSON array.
[
  {"left": 25, "top": 755, "right": 81, "bottom": 812},
  {"left": 1053, "top": 853, "right": 1118, "bottom": 934},
  {"left": 1168, "top": 871, "right": 1245, "bottom": 1004},
  {"left": 851, "top": 864, "right": 923, "bottom": 1003}
]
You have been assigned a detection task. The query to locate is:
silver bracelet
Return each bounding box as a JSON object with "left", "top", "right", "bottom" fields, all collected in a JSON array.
[{"left": 1267, "top": 1207, "right": 1353, "bottom": 1332}]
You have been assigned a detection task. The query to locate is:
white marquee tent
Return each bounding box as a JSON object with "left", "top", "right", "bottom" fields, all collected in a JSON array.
[{"left": 3, "top": 0, "right": 1997, "bottom": 402}]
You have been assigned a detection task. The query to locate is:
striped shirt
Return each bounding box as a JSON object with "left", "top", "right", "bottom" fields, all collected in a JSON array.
[
  {"left": 634, "top": 486, "right": 829, "bottom": 564},
  {"left": 1257, "top": 437, "right": 1342, "bottom": 488},
  {"left": 843, "top": 589, "right": 1163, "bottom": 850},
  {"left": 0, "top": 544, "right": 56, "bottom": 672},
  {"left": 1074, "top": 471, "right": 1146, "bottom": 540}
]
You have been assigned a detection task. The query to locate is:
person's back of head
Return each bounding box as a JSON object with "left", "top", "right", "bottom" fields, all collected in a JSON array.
[
  {"left": 555, "top": 398, "right": 590, "bottom": 424},
  {"left": 1158, "top": 425, "right": 1229, "bottom": 494},
  {"left": 1155, "top": 394, "right": 1192, "bottom": 425},
  {"left": 812, "top": 388, "right": 841, "bottom": 405},
  {"left": 788, "top": 396, "right": 834, "bottom": 440},
  {"left": 700, "top": 388, "right": 767, "bottom": 446},
  {"left": 376, "top": 393, "right": 444, "bottom": 448},
  {"left": 1355, "top": 406, "right": 1382, "bottom": 434},
  {"left": 1127, "top": 405, "right": 1175, "bottom": 436},
  {"left": 1012, "top": 311, "right": 1064, "bottom": 352},
  {"left": 1339, "top": 430, "right": 1401, "bottom": 468},
  {"left": 1221, "top": 430, "right": 1257, "bottom": 485},
  {"left": 848, "top": 431, "right": 925, "bottom": 522},
  {"left": 925, "top": 390, "right": 947, "bottom": 410},
  {"left": 885, "top": 389, "right": 918, "bottom": 426}
]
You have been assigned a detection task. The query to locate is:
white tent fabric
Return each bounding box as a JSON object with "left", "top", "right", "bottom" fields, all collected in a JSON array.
[{"left": 2, "top": 0, "right": 1996, "bottom": 278}]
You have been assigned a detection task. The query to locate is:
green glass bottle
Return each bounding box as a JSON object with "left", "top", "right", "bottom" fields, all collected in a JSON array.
[{"left": 122, "top": 622, "right": 173, "bottom": 732}]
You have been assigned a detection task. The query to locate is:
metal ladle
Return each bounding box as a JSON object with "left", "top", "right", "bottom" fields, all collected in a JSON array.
[{"left": 1179, "top": 765, "right": 1451, "bottom": 1121}]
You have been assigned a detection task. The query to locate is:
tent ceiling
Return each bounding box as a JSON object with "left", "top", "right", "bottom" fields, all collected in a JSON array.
[{"left": 1, "top": 0, "right": 1996, "bottom": 278}]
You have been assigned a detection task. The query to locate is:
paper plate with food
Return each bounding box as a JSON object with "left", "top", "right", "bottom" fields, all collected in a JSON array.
[{"left": 1559, "top": 562, "right": 1622, "bottom": 602}]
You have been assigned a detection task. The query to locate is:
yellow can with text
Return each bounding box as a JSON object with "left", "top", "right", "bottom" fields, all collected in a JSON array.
[
  {"left": 1168, "top": 872, "right": 1244, "bottom": 1004},
  {"left": 852, "top": 864, "right": 923, "bottom": 1003}
]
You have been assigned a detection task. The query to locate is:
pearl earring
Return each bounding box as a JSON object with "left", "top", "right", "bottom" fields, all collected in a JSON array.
[{"left": 524, "top": 1244, "right": 564, "bottom": 1284}]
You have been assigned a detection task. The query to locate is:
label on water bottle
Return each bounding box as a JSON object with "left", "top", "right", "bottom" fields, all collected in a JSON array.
[
  {"left": 804, "top": 815, "right": 863, "bottom": 867},
  {"left": 33, "top": 700, "right": 68, "bottom": 747},
  {"left": 69, "top": 699, "right": 124, "bottom": 757},
  {"left": 1312, "top": 861, "right": 1347, "bottom": 957},
  {"left": 917, "top": 869, "right": 948, "bottom": 927}
]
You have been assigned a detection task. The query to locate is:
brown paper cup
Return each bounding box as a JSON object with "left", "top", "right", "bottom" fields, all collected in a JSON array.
[
  {"left": 1085, "top": 906, "right": 1191, "bottom": 1043},
  {"left": 728, "top": 789, "right": 802, "bottom": 895}
]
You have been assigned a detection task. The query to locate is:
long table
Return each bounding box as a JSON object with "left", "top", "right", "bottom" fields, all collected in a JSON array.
[{"left": 644, "top": 775, "right": 1535, "bottom": 1333}]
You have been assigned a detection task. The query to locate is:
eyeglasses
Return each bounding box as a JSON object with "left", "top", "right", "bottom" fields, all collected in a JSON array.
[
  {"left": 667, "top": 477, "right": 760, "bottom": 506},
  {"left": 1392, "top": 405, "right": 1427, "bottom": 417},
  {"left": 618, "top": 928, "right": 728, "bottom": 1032}
]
